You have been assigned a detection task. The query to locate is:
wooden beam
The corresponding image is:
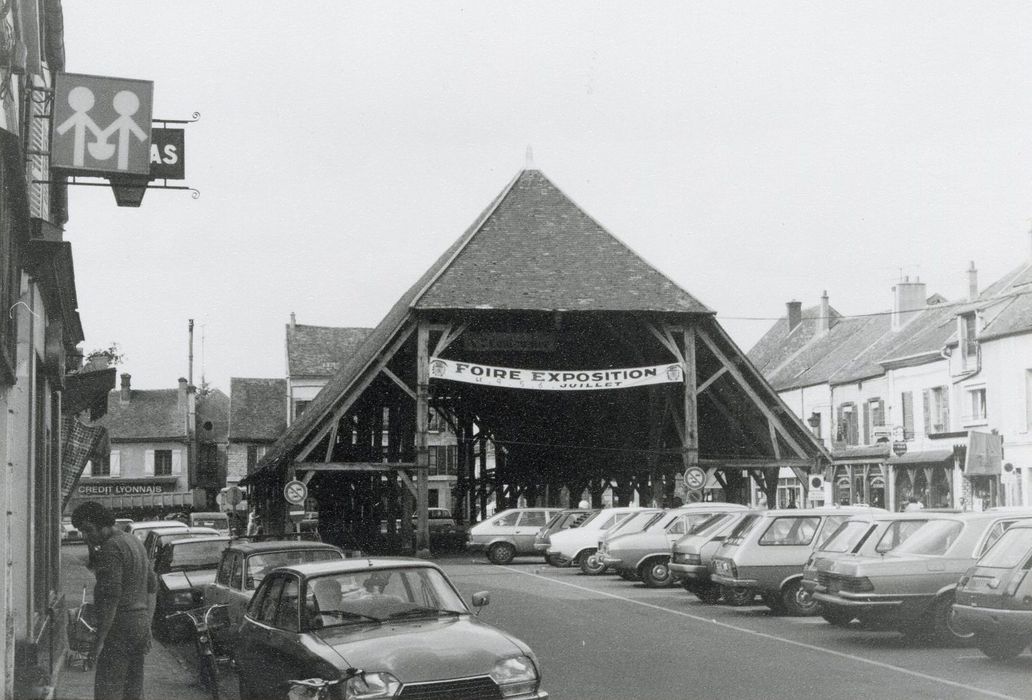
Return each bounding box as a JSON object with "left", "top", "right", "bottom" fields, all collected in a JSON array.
[
  {"left": 432, "top": 321, "right": 469, "bottom": 357},
  {"left": 682, "top": 325, "right": 698, "bottom": 471},
  {"left": 768, "top": 417, "right": 782, "bottom": 460},
  {"left": 415, "top": 320, "right": 430, "bottom": 550},
  {"left": 696, "top": 327, "right": 812, "bottom": 460},
  {"left": 645, "top": 322, "right": 683, "bottom": 363},
  {"left": 296, "top": 461, "right": 416, "bottom": 472},
  {"left": 296, "top": 324, "right": 415, "bottom": 461},
  {"left": 697, "top": 366, "right": 727, "bottom": 394},
  {"left": 324, "top": 419, "right": 339, "bottom": 462},
  {"left": 700, "top": 458, "right": 813, "bottom": 469},
  {"left": 397, "top": 469, "right": 418, "bottom": 499},
  {"left": 381, "top": 367, "right": 416, "bottom": 400}
]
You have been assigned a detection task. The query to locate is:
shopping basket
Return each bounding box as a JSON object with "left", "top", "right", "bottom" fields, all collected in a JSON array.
[{"left": 66, "top": 587, "right": 97, "bottom": 671}]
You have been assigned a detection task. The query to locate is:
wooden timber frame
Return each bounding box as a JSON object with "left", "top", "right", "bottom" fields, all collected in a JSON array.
[{"left": 242, "top": 309, "right": 829, "bottom": 554}]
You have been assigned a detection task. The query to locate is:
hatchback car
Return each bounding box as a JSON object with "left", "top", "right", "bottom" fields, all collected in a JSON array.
[
  {"left": 952, "top": 521, "right": 1032, "bottom": 659},
  {"left": 467, "top": 508, "right": 563, "bottom": 565},
  {"left": 602, "top": 503, "right": 749, "bottom": 587},
  {"left": 546, "top": 506, "right": 643, "bottom": 574},
  {"left": 671, "top": 510, "right": 756, "bottom": 603},
  {"left": 710, "top": 506, "right": 880, "bottom": 615},
  {"left": 535, "top": 509, "right": 596, "bottom": 566},
  {"left": 800, "top": 511, "right": 953, "bottom": 625},
  {"left": 153, "top": 535, "right": 230, "bottom": 639},
  {"left": 203, "top": 538, "right": 344, "bottom": 655},
  {"left": 235, "top": 558, "right": 548, "bottom": 700},
  {"left": 814, "top": 509, "right": 1032, "bottom": 643},
  {"left": 143, "top": 526, "right": 221, "bottom": 562},
  {"left": 127, "top": 519, "right": 189, "bottom": 542}
]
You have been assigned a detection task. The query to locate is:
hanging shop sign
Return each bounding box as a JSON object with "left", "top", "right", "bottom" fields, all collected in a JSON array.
[
  {"left": 429, "top": 357, "right": 684, "bottom": 391},
  {"left": 149, "top": 128, "right": 184, "bottom": 179},
  {"left": 51, "top": 72, "right": 154, "bottom": 176},
  {"left": 76, "top": 478, "right": 178, "bottom": 497}
]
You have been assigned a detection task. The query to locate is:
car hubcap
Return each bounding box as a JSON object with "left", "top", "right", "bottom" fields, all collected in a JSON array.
[
  {"left": 650, "top": 564, "right": 669, "bottom": 582},
  {"left": 795, "top": 588, "right": 817, "bottom": 611}
]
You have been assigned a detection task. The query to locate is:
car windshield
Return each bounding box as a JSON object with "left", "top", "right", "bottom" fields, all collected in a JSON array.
[
  {"left": 687, "top": 512, "right": 734, "bottom": 536},
  {"left": 246, "top": 549, "right": 342, "bottom": 589},
  {"left": 305, "top": 567, "right": 467, "bottom": 629},
  {"left": 818, "top": 520, "right": 874, "bottom": 553},
  {"left": 874, "top": 519, "right": 930, "bottom": 553},
  {"left": 164, "top": 540, "right": 226, "bottom": 570},
  {"left": 977, "top": 527, "right": 1032, "bottom": 568},
  {"left": 889, "top": 520, "right": 964, "bottom": 556}
]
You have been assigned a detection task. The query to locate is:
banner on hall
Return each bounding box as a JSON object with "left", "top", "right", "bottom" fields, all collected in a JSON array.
[{"left": 429, "top": 357, "right": 684, "bottom": 391}]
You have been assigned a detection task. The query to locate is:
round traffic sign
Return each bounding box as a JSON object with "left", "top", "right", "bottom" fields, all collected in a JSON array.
[
  {"left": 224, "top": 485, "right": 243, "bottom": 506},
  {"left": 683, "top": 466, "right": 706, "bottom": 492},
  {"left": 283, "top": 479, "right": 308, "bottom": 506}
]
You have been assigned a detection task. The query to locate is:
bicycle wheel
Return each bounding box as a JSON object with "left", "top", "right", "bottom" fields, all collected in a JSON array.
[{"left": 199, "top": 654, "right": 220, "bottom": 700}]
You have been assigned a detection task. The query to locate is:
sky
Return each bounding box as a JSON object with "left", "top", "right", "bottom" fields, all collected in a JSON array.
[{"left": 60, "top": 1, "right": 1032, "bottom": 391}]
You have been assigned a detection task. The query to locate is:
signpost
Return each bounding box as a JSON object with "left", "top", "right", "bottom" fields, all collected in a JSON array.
[
  {"left": 683, "top": 466, "right": 706, "bottom": 492},
  {"left": 283, "top": 480, "right": 308, "bottom": 507}
]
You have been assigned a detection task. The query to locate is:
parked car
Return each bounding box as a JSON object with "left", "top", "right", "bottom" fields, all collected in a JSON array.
[
  {"left": 153, "top": 535, "right": 230, "bottom": 639},
  {"left": 61, "top": 518, "right": 82, "bottom": 545},
  {"left": 467, "top": 508, "right": 563, "bottom": 565},
  {"left": 143, "top": 526, "right": 221, "bottom": 562},
  {"left": 127, "top": 519, "right": 189, "bottom": 542},
  {"left": 188, "top": 511, "right": 231, "bottom": 534},
  {"left": 814, "top": 509, "right": 1032, "bottom": 643},
  {"left": 235, "top": 558, "right": 548, "bottom": 700},
  {"left": 953, "top": 521, "right": 1032, "bottom": 659},
  {"left": 203, "top": 538, "right": 344, "bottom": 655},
  {"left": 671, "top": 510, "right": 756, "bottom": 603},
  {"left": 546, "top": 506, "right": 642, "bottom": 574},
  {"left": 536, "top": 509, "right": 596, "bottom": 566},
  {"left": 800, "top": 511, "right": 954, "bottom": 625},
  {"left": 420, "top": 507, "right": 469, "bottom": 551},
  {"left": 711, "top": 506, "right": 881, "bottom": 615},
  {"left": 602, "top": 503, "right": 750, "bottom": 587},
  {"left": 113, "top": 518, "right": 134, "bottom": 533}
]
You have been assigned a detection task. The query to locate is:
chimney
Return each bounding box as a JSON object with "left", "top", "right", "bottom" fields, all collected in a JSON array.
[
  {"left": 892, "top": 275, "right": 926, "bottom": 330},
  {"left": 817, "top": 291, "right": 831, "bottom": 336},
  {"left": 786, "top": 301, "right": 802, "bottom": 331},
  {"left": 119, "top": 373, "right": 131, "bottom": 403},
  {"left": 178, "top": 377, "right": 188, "bottom": 415},
  {"left": 289, "top": 312, "right": 296, "bottom": 330},
  {"left": 967, "top": 261, "right": 979, "bottom": 301}
]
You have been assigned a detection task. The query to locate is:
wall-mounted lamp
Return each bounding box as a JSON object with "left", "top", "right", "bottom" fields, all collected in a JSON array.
[{"left": 806, "top": 412, "right": 821, "bottom": 428}]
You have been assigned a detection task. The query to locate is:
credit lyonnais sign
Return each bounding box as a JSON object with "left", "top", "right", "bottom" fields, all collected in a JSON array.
[
  {"left": 429, "top": 357, "right": 684, "bottom": 391},
  {"left": 76, "top": 479, "right": 178, "bottom": 497}
]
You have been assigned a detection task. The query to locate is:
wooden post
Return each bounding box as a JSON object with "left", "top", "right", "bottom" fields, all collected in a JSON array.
[
  {"left": 415, "top": 321, "right": 430, "bottom": 551},
  {"left": 478, "top": 436, "right": 488, "bottom": 520},
  {"left": 683, "top": 325, "right": 699, "bottom": 475}
]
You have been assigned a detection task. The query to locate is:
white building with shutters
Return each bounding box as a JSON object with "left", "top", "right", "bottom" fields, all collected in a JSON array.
[{"left": 69, "top": 374, "right": 206, "bottom": 517}]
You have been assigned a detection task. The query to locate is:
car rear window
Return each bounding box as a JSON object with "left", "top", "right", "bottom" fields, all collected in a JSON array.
[
  {"left": 977, "top": 527, "right": 1032, "bottom": 569},
  {"left": 164, "top": 540, "right": 227, "bottom": 569},
  {"left": 759, "top": 517, "right": 819, "bottom": 546},
  {"left": 890, "top": 520, "right": 963, "bottom": 556},
  {"left": 493, "top": 511, "right": 520, "bottom": 527},
  {"left": 246, "top": 549, "right": 343, "bottom": 589},
  {"left": 687, "top": 512, "right": 734, "bottom": 536},
  {"left": 818, "top": 520, "right": 874, "bottom": 554},
  {"left": 874, "top": 520, "right": 929, "bottom": 553},
  {"left": 725, "top": 514, "right": 760, "bottom": 544}
]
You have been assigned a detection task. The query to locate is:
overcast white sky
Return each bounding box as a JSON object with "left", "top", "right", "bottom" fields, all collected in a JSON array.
[{"left": 60, "top": 1, "right": 1032, "bottom": 391}]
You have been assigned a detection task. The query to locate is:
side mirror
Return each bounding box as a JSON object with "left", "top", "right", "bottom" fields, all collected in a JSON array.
[{"left": 471, "top": 591, "right": 490, "bottom": 614}]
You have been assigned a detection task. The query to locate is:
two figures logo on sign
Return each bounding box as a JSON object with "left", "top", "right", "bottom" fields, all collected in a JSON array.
[{"left": 56, "top": 86, "right": 147, "bottom": 171}]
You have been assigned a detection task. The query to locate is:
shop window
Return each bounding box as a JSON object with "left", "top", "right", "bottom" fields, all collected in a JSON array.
[{"left": 154, "top": 449, "right": 173, "bottom": 476}]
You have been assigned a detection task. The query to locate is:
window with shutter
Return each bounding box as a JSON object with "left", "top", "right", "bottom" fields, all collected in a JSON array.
[
  {"left": 901, "top": 391, "right": 914, "bottom": 440},
  {"left": 145, "top": 449, "right": 155, "bottom": 475},
  {"left": 922, "top": 390, "right": 932, "bottom": 437},
  {"left": 109, "top": 451, "right": 120, "bottom": 477},
  {"left": 170, "top": 449, "right": 182, "bottom": 475}
]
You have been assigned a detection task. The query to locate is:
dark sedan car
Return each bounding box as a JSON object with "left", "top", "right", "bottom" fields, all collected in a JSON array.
[
  {"left": 235, "top": 558, "right": 548, "bottom": 700},
  {"left": 953, "top": 521, "right": 1032, "bottom": 659},
  {"left": 153, "top": 535, "right": 229, "bottom": 639}
]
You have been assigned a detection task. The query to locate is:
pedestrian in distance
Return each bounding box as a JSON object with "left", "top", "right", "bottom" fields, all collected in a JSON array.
[
  {"left": 904, "top": 496, "right": 924, "bottom": 512},
  {"left": 72, "top": 501, "right": 157, "bottom": 700}
]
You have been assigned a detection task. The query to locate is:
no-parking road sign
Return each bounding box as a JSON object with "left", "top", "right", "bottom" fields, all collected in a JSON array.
[
  {"left": 283, "top": 479, "right": 308, "bottom": 506},
  {"left": 683, "top": 466, "right": 706, "bottom": 492}
]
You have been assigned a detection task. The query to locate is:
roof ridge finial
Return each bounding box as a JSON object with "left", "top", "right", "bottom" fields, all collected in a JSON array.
[{"left": 524, "top": 145, "right": 535, "bottom": 170}]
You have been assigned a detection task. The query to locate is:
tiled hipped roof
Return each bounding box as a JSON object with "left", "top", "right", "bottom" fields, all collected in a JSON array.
[
  {"left": 229, "top": 378, "right": 287, "bottom": 442},
  {"left": 248, "top": 168, "right": 715, "bottom": 481},
  {"left": 96, "top": 389, "right": 186, "bottom": 441},
  {"left": 286, "top": 325, "right": 372, "bottom": 377}
]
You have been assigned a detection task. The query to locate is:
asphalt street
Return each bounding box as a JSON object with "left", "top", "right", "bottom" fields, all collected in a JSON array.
[{"left": 59, "top": 544, "right": 1032, "bottom": 700}]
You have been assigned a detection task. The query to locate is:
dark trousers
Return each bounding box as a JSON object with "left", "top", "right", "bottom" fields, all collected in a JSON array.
[{"left": 94, "top": 609, "right": 151, "bottom": 700}]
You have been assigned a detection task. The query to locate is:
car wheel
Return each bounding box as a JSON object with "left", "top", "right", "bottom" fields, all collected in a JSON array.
[
  {"left": 820, "top": 606, "right": 855, "bottom": 628},
  {"left": 780, "top": 580, "right": 820, "bottom": 617},
  {"left": 976, "top": 633, "right": 1031, "bottom": 660},
  {"left": 545, "top": 553, "right": 565, "bottom": 568},
  {"left": 722, "top": 586, "right": 755, "bottom": 606},
  {"left": 487, "top": 542, "right": 516, "bottom": 565},
  {"left": 694, "top": 582, "right": 723, "bottom": 605},
  {"left": 930, "top": 595, "right": 975, "bottom": 645},
  {"left": 579, "top": 549, "right": 607, "bottom": 575},
  {"left": 760, "top": 591, "right": 785, "bottom": 613},
  {"left": 641, "top": 558, "right": 675, "bottom": 588}
]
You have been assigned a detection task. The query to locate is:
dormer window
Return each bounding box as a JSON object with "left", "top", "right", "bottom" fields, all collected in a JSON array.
[{"left": 960, "top": 312, "right": 979, "bottom": 370}]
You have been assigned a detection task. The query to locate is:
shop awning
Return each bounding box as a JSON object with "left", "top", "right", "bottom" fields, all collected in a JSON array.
[
  {"left": 65, "top": 489, "right": 205, "bottom": 513},
  {"left": 61, "top": 416, "right": 108, "bottom": 509},
  {"left": 832, "top": 443, "right": 891, "bottom": 464},
  {"left": 886, "top": 449, "right": 954, "bottom": 466}
]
